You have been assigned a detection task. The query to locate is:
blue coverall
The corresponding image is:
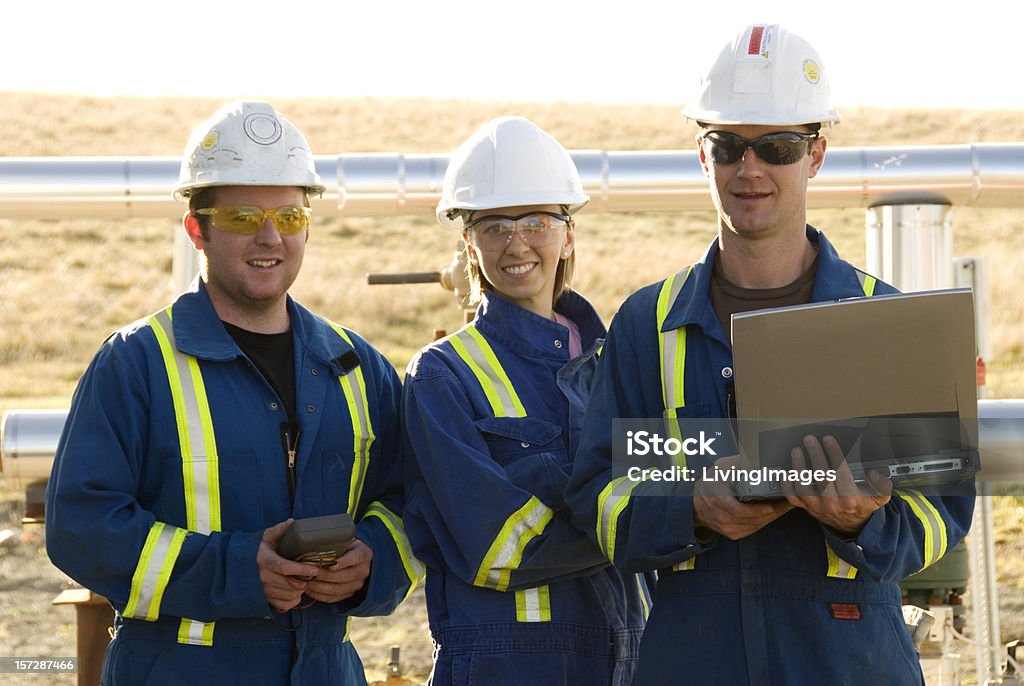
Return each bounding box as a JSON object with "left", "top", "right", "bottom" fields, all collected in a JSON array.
[
  {"left": 403, "top": 291, "right": 647, "bottom": 685},
  {"left": 46, "top": 281, "right": 419, "bottom": 685},
  {"left": 566, "top": 228, "right": 976, "bottom": 685}
]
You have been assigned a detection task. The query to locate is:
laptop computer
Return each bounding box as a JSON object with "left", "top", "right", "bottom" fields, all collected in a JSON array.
[{"left": 730, "top": 288, "right": 980, "bottom": 501}]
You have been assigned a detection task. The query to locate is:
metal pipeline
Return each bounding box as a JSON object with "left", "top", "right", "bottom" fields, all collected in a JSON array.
[
  {"left": 4, "top": 402, "right": 1022, "bottom": 491},
  {"left": 1, "top": 143, "right": 1022, "bottom": 219},
  {"left": 0, "top": 410, "right": 68, "bottom": 491}
]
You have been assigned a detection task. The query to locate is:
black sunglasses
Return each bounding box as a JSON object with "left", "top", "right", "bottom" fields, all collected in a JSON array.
[{"left": 702, "top": 130, "right": 818, "bottom": 166}]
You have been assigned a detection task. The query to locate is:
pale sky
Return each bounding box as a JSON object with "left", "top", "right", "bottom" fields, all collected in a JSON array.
[{"left": 3, "top": 0, "right": 1022, "bottom": 109}]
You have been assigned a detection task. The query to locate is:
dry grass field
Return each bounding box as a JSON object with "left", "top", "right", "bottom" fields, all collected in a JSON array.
[{"left": 1, "top": 93, "right": 1022, "bottom": 683}]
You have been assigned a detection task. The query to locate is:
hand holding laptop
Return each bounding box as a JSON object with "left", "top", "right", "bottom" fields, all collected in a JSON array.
[
  {"left": 780, "top": 434, "right": 893, "bottom": 537},
  {"left": 694, "top": 455, "right": 794, "bottom": 540}
]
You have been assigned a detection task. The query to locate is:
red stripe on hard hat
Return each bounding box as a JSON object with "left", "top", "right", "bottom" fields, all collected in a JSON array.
[{"left": 748, "top": 26, "right": 765, "bottom": 55}]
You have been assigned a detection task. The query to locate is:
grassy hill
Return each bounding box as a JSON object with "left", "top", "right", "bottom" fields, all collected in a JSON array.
[
  {"left": 2, "top": 93, "right": 1023, "bottom": 406},
  {"left": 0, "top": 94, "right": 1022, "bottom": 681}
]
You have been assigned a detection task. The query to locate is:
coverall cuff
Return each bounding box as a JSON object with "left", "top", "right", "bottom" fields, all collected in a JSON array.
[
  {"left": 228, "top": 530, "right": 275, "bottom": 616},
  {"left": 820, "top": 508, "right": 883, "bottom": 565}
]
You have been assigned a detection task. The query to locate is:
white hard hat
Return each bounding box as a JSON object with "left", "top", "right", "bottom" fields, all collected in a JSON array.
[
  {"left": 436, "top": 116, "right": 589, "bottom": 228},
  {"left": 683, "top": 24, "right": 841, "bottom": 128},
  {"left": 173, "top": 100, "right": 325, "bottom": 200}
]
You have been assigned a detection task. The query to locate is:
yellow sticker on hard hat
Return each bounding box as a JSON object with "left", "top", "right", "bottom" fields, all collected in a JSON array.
[
  {"left": 803, "top": 60, "right": 820, "bottom": 84},
  {"left": 201, "top": 132, "right": 218, "bottom": 149}
]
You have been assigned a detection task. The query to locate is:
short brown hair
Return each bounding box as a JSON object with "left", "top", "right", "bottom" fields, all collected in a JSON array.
[{"left": 188, "top": 188, "right": 217, "bottom": 239}]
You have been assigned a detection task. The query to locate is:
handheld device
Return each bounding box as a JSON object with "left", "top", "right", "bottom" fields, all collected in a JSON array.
[{"left": 278, "top": 513, "right": 356, "bottom": 569}]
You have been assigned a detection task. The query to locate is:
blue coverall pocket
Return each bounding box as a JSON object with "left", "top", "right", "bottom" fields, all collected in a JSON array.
[
  {"left": 474, "top": 417, "right": 562, "bottom": 463},
  {"left": 159, "top": 452, "right": 263, "bottom": 530},
  {"left": 475, "top": 417, "right": 568, "bottom": 508},
  {"left": 320, "top": 450, "right": 351, "bottom": 511}
]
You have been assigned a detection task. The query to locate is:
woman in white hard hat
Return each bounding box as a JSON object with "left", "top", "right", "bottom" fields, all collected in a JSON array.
[{"left": 402, "top": 116, "right": 647, "bottom": 685}]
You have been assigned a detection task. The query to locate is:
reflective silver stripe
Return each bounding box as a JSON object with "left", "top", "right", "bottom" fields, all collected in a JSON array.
[
  {"left": 515, "top": 586, "right": 551, "bottom": 622},
  {"left": 660, "top": 271, "right": 688, "bottom": 409},
  {"left": 597, "top": 476, "right": 642, "bottom": 560},
  {"left": 328, "top": 323, "right": 376, "bottom": 514},
  {"left": 826, "top": 544, "right": 858, "bottom": 579},
  {"left": 149, "top": 307, "right": 219, "bottom": 643},
  {"left": 124, "top": 522, "right": 186, "bottom": 621},
  {"left": 672, "top": 558, "right": 695, "bottom": 572},
  {"left": 364, "top": 503, "right": 425, "bottom": 599},
  {"left": 855, "top": 270, "right": 877, "bottom": 297},
  {"left": 476, "top": 496, "right": 553, "bottom": 591},
  {"left": 658, "top": 268, "right": 695, "bottom": 571},
  {"left": 177, "top": 618, "right": 214, "bottom": 646},
  {"left": 153, "top": 308, "right": 216, "bottom": 535},
  {"left": 451, "top": 326, "right": 524, "bottom": 418},
  {"left": 896, "top": 488, "right": 948, "bottom": 569}
]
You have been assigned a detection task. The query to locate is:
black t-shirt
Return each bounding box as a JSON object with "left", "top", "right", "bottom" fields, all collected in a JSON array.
[
  {"left": 711, "top": 254, "right": 819, "bottom": 346},
  {"left": 222, "top": 322, "right": 296, "bottom": 420}
]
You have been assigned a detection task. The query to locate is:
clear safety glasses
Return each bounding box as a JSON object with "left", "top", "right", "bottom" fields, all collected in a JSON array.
[
  {"left": 465, "top": 211, "right": 571, "bottom": 252},
  {"left": 701, "top": 130, "right": 818, "bottom": 166},
  {"left": 195, "top": 205, "right": 312, "bottom": 235}
]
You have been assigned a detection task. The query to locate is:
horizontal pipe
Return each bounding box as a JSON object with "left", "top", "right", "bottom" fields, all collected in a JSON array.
[
  {"left": 0, "top": 143, "right": 1022, "bottom": 219},
  {"left": 4, "top": 402, "right": 1022, "bottom": 492},
  {"left": 366, "top": 272, "right": 442, "bottom": 285}
]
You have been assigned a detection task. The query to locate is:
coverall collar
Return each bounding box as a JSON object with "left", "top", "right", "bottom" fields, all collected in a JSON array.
[
  {"left": 661, "top": 225, "right": 859, "bottom": 334},
  {"left": 170, "top": 279, "right": 358, "bottom": 374},
  {"left": 473, "top": 290, "right": 606, "bottom": 359}
]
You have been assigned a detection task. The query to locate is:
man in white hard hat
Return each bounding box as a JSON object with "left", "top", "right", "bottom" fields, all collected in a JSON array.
[
  {"left": 567, "top": 25, "right": 975, "bottom": 684},
  {"left": 46, "top": 101, "right": 420, "bottom": 685}
]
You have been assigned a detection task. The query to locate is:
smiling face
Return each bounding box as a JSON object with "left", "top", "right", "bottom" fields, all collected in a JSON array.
[
  {"left": 463, "top": 204, "right": 575, "bottom": 318},
  {"left": 698, "top": 124, "right": 826, "bottom": 243},
  {"left": 183, "top": 184, "right": 307, "bottom": 332}
]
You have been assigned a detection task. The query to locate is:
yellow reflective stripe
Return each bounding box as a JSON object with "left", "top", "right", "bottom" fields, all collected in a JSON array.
[
  {"left": 673, "top": 558, "right": 695, "bottom": 572},
  {"left": 896, "top": 488, "right": 948, "bottom": 570},
  {"left": 515, "top": 586, "right": 551, "bottom": 623},
  {"left": 150, "top": 309, "right": 221, "bottom": 534},
  {"left": 149, "top": 307, "right": 219, "bottom": 643},
  {"left": 658, "top": 269, "right": 690, "bottom": 468},
  {"left": 670, "top": 327, "right": 686, "bottom": 410},
  {"left": 189, "top": 357, "right": 222, "bottom": 532},
  {"left": 149, "top": 311, "right": 196, "bottom": 526},
  {"left": 177, "top": 618, "right": 215, "bottom": 646},
  {"left": 856, "top": 270, "right": 877, "bottom": 297},
  {"left": 596, "top": 475, "right": 642, "bottom": 561},
  {"left": 124, "top": 522, "right": 186, "bottom": 621},
  {"left": 327, "top": 323, "right": 376, "bottom": 514},
  {"left": 450, "top": 325, "right": 526, "bottom": 418},
  {"left": 656, "top": 269, "right": 689, "bottom": 410},
  {"left": 364, "top": 503, "right": 425, "bottom": 600},
  {"left": 657, "top": 268, "right": 694, "bottom": 570},
  {"left": 474, "top": 496, "right": 553, "bottom": 591},
  {"left": 636, "top": 575, "right": 650, "bottom": 619},
  {"left": 825, "top": 543, "right": 858, "bottom": 579}
]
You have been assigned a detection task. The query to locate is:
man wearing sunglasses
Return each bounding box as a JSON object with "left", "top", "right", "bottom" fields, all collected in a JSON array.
[
  {"left": 46, "top": 101, "right": 419, "bottom": 685},
  {"left": 567, "top": 24, "right": 974, "bottom": 685}
]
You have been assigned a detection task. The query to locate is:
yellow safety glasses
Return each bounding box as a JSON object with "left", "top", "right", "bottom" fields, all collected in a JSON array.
[{"left": 195, "top": 205, "right": 312, "bottom": 235}]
